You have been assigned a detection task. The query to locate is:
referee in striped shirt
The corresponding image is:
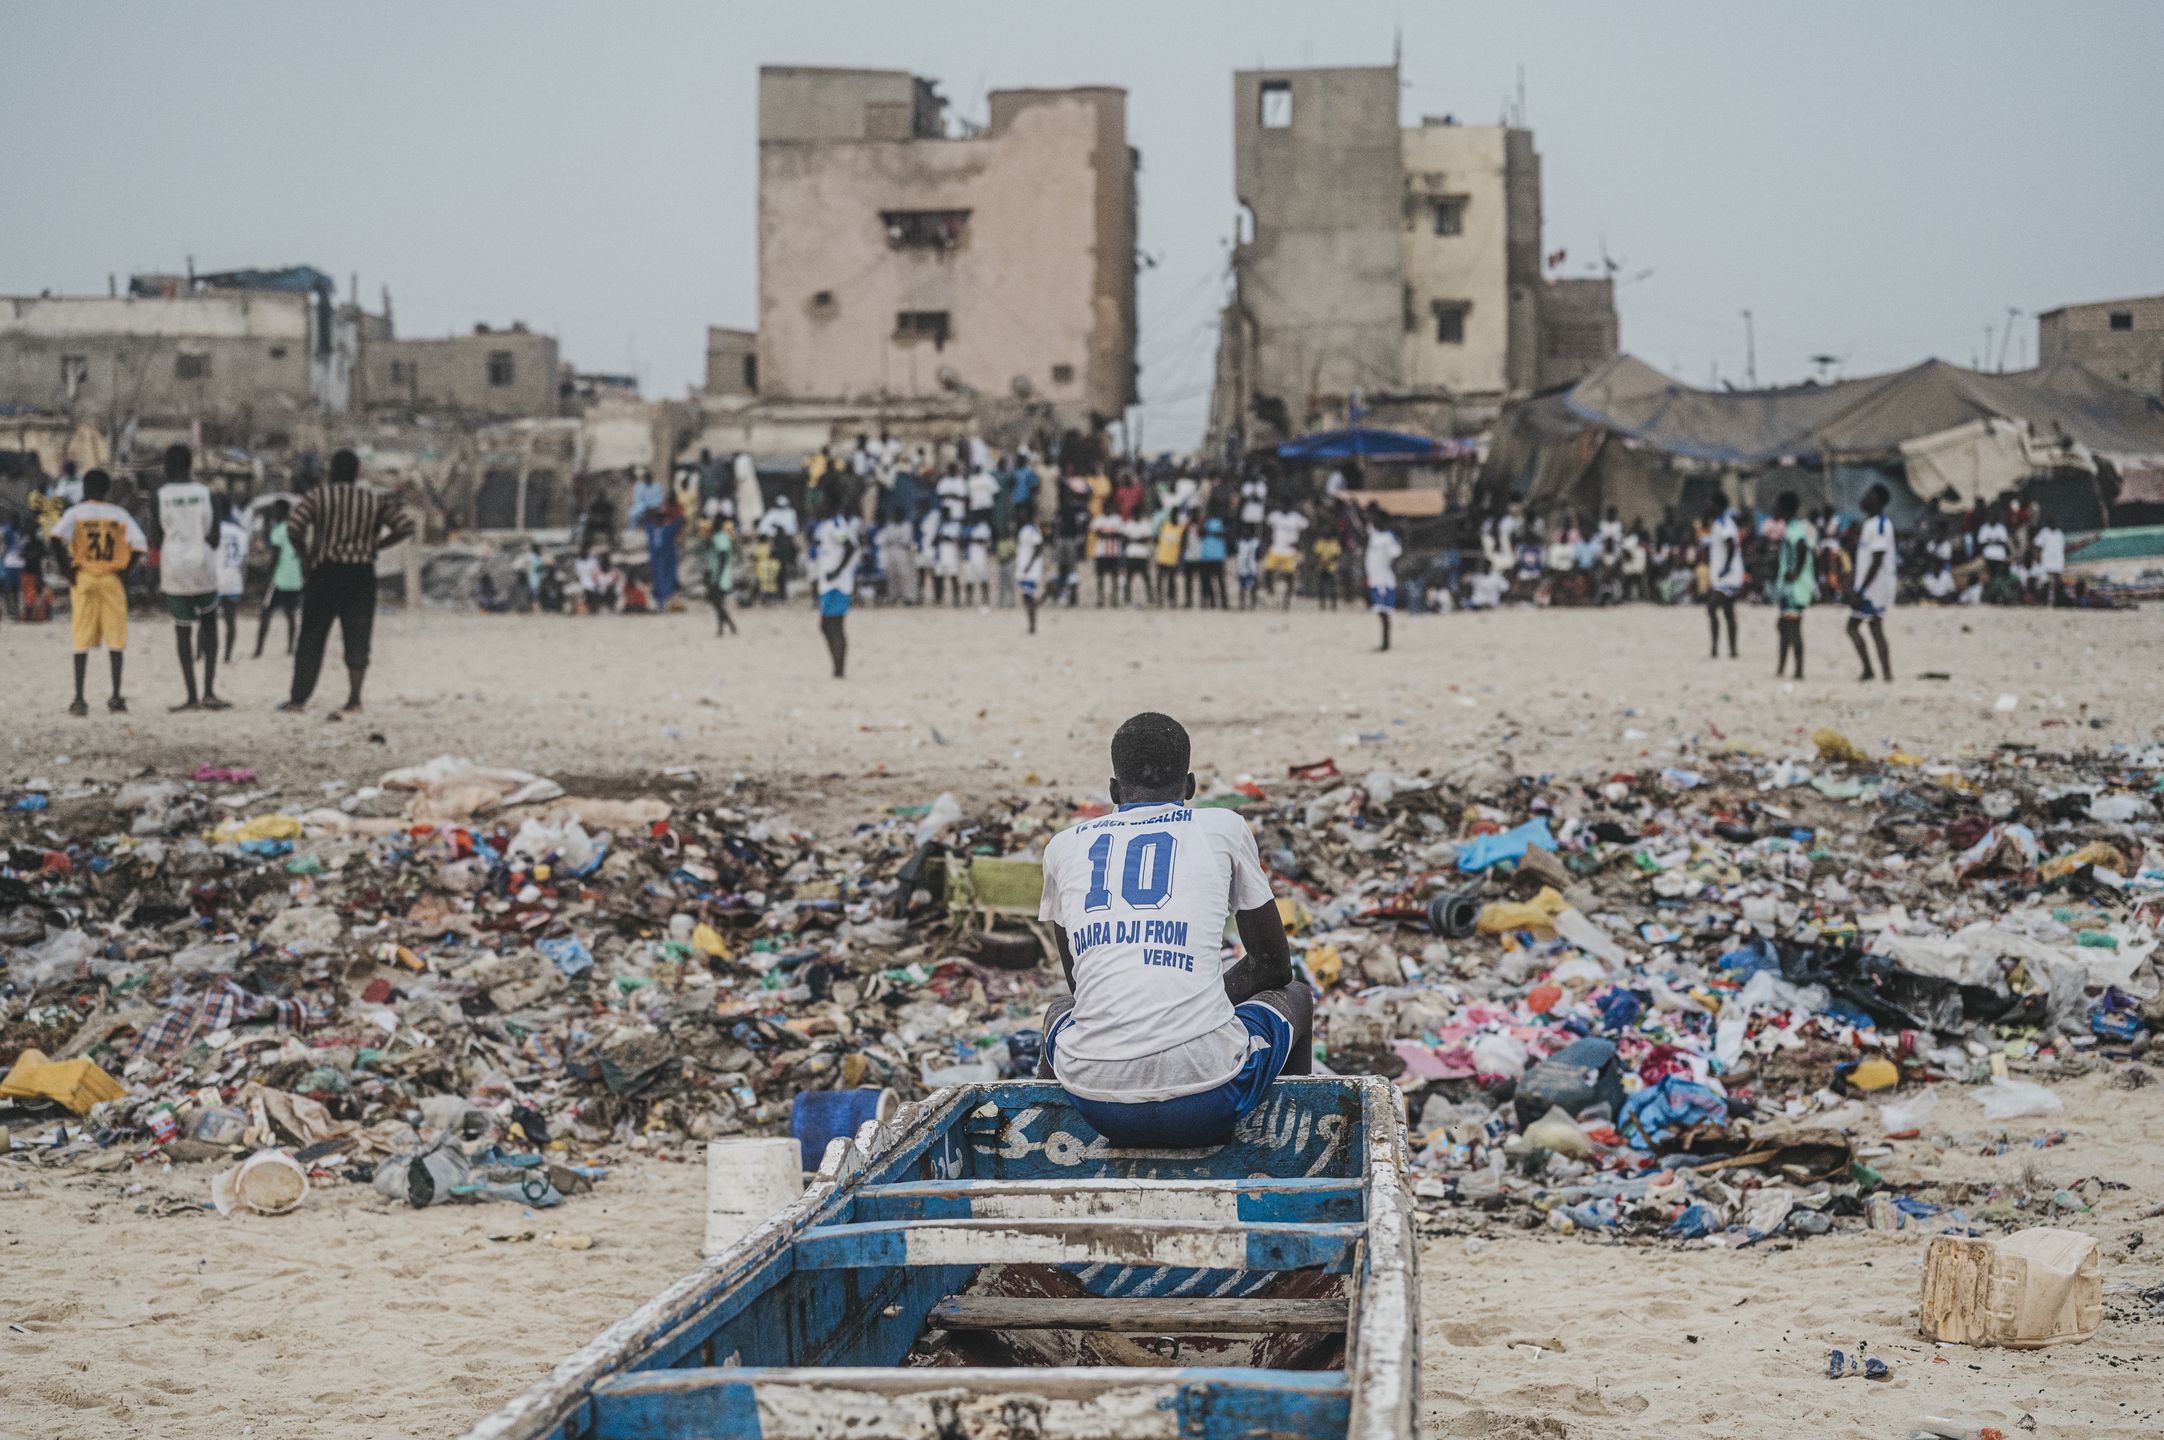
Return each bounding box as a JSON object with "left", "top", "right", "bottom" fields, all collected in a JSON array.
[{"left": 278, "top": 449, "right": 414, "bottom": 717}]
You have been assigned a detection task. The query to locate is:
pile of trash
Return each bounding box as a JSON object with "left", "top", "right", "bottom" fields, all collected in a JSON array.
[
  {"left": 3, "top": 731, "right": 2160, "bottom": 1247},
  {"left": 1, "top": 756, "right": 1064, "bottom": 1214},
  {"left": 1272, "top": 730, "right": 2162, "bottom": 1246}
]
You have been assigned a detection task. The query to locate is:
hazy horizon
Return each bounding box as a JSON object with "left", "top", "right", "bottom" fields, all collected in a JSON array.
[{"left": 4, "top": 1, "right": 2158, "bottom": 449}]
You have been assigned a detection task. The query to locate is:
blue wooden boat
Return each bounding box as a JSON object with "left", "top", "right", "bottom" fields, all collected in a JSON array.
[{"left": 465, "top": 1076, "right": 1418, "bottom": 1440}]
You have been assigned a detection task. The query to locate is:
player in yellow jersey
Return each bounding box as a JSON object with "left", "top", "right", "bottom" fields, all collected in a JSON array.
[{"left": 49, "top": 469, "right": 147, "bottom": 715}]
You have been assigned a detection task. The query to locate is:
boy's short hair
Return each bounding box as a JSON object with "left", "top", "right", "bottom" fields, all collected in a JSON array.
[
  {"left": 1775, "top": 490, "right": 1801, "bottom": 518},
  {"left": 163, "top": 444, "right": 193, "bottom": 479},
  {"left": 1111, "top": 712, "right": 1191, "bottom": 791},
  {"left": 82, "top": 469, "right": 113, "bottom": 500}
]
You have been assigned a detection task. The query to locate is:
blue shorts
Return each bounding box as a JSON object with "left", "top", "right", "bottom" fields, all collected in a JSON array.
[
  {"left": 1849, "top": 599, "right": 1886, "bottom": 621},
  {"left": 1044, "top": 1000, "right": 1296, "bottom": 1148},
  {"left": 1018, "top": 577, "right": 1040, "bottom": 597},
  {"left": 1368, "top": 585, "right": 1396, "bottom": 613},
  {"left": 818, "top": 589, "right": 851, "bottom": 618}
]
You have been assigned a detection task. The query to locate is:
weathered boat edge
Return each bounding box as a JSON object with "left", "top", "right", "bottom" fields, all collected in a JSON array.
[
  {"left": 460, "top": 1086, "right": 972, "bottom": 1440},
  {"left": 460, "top": 1076, "right": 1421, "bottom": 1440},
  {"left": 1348, "top": 1075, "right": 1421, "bottom": 1440}
]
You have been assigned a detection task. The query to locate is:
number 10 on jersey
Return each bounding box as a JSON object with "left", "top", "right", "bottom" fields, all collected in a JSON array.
[{"left": 1082, "top": 829, "right": 1178, "bottom": 912}]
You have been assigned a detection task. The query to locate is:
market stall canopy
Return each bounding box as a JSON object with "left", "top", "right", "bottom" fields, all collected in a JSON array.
[{"left": 1277, "top": 428, "right": 1479, "bottom": 462}]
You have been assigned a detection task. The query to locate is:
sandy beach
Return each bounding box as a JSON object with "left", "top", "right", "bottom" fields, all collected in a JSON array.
[{"left": 3, "top": 598, "right": 2161, "bottom": 1439}]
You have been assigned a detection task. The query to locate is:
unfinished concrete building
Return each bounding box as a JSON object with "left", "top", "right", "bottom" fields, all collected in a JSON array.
[
  {"left": 0, "top": 271, "right": 345, "bottom": 445},
  {"left": 1211, "top": 62, "right": 1619, "bottom": 447},
  {"left": 2038, "top": 293, "right": 2164, "bottom": 397},
  {"left": 355, "top": 321, "right": 561, "bottom": 419},
  {"left": 754, "top": 66, "right": 1138, "bottom": 436}
]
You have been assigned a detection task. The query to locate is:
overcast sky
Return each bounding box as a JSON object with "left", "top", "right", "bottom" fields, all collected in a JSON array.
[{"left": 5, "top": 2, "right": 2158, "bottom": 448}]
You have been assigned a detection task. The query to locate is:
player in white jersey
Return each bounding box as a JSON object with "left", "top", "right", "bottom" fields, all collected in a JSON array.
[
  {"left": 1702, "top": 495, "right": 1743, "bottom": 661},
  {"left": 151, "top": 444, "right": 228, "bottom": 710},
  {"left": 1014, "top": 518, "right": 1046, "bottom": 635},
  {"left": 1363, "top": 505, "right": 1403, "bottom": 652},
  {"left": 1035, "top": 713, "right": 1310, "bottom": 1146},
  {"left": 1846, "top": 482, "right": 1897, "bottom": 683},
  {"left": 214, "top": 500, "right": 249, "bottom": 663},
  {"left": 809, "top": 493, "right": 860, "bottom": 679}
]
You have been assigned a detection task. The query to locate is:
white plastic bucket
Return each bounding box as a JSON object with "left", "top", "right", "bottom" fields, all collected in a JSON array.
[
  {"left": 211, "top": 1149, "right": 310, "bottom": 1216},
  {"left": 704, "top": 1137, "right": 805, "bottom": 1257}
]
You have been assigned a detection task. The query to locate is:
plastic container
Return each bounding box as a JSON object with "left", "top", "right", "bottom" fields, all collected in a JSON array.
[
  {"left": 189, "top": 1106, "right": 248, "bottom": 1146},
  {"left": 210, "top": 1149, "right": 310, "bottom": 1216},
  {"left": 705, "top": 1136, "right": 806, "bottom": 1257},
  {"left": 1513, "top": 1037, "right": 1625, "bottom": 1128},
  {"left": 789, "top": 1087, "right": 899, "bottom": 1171},
  {"left": 1919, "top": 1227, "right": 2101, "bottom": 1349}
]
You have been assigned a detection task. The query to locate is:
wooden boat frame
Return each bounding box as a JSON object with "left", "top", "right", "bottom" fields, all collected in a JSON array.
[{"left": 464, "top": 1076, "right": 1417, "bottom": 1440}]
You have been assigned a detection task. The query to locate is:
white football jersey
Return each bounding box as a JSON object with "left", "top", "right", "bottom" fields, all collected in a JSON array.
[{"left": 1039, "top": 801, "right": 1274, "bottom": 1066}]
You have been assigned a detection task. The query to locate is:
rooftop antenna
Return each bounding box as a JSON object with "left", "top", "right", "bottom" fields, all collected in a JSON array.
[
  {"left": 1515, "top": 63, "right": 1526, "bottom": 126},
  {"left": 1809, "top": 353, "right": 1839, "bottom": 383},
  {"left": 1996, "top": 306, "right": 2021, "bottom": 372},
  {"left": 1740, "top": 309, "right": 1757, "bottom": 388}
]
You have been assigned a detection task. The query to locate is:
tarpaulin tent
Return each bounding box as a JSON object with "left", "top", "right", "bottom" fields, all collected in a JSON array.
[
  {"left": 1489, "top": 353, "right": 2164, "bottom": 524},
  {"left": 1277, "top": 428, "right": 1478, "bottom": 462}
]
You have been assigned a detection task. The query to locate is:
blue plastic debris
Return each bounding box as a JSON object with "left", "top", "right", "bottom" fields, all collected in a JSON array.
[
  {"left": 537, "top": 936, "right": 593, "bottom": 977},
  {"left": 1619, "top": 1075, "right": 1729, "bottom": 1151},
  {"left": 1666, "top": 1203, "right": 1717, "bottom": 1239},
  {"left": 1455, "top": 817, "right": 1557, "bottom": 872}
]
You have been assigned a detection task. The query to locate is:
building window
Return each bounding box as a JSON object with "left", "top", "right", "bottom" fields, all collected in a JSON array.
[
  {"left": 895, "top": 311, "right": 951, "bottom": 349},
  {"left": 488, "top": 350, "right": 516, "bottom": 387},
  {"left": 269, "top": 344, "right": 289, "bottom": 359},
  {"left": 1433, "top": 302, "right": 1469, "bottom": 345},
  {"left": 1259, "top": 80, "right": 1292, "bottom": 129},
  {"left": 1432, "top": 197, "right": 1466, "bottom": 236},
  {"left": 742, "top": 354, "right": 758, "bottom": 393},
  {"left": 176, "top": 353, "right": 210, "bottom": 380},
  {"left": 389, "top": 359, "right": 415, "bottom": 384},
  {"left": 1051, "top": 363, "right": 1075, "bottom": 385},
  {"left": 882, "top": 209, "right": 971, "bottom": 250},
  {"left": 59, "top": 355, "right": 87, "bottom": 398},
  {"left": 2109, "top": 311, "right": 2134, "bottom": 331}
]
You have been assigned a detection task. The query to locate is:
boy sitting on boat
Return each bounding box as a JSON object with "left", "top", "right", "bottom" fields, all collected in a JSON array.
[{"left": 1035, "top": 712, "right": 1314, "bottom": 1145}]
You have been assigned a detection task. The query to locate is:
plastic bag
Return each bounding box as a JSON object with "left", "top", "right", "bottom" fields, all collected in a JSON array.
[
  {"left": 1619, "top": 1074, "right": 1729, "bottom": 1150},
  {"left": 913, "top": 792, "right": 963, "bottom": 847},
  {"left": 1455, "top": 817, "right": 1557, "bottom": 873},
  {"left": 1522, "top": 1105, "right": 1595, "bottom": 1158},
  {"left": 1880, "top": 1090, "right": 1939, "bottom": 1133},
  {"left": 1470, "top": 1031, "right": 1530, "bottom": 1079},
  {"left": 1974, "top": 1077, "right": 2063, "bottom": 1121}
]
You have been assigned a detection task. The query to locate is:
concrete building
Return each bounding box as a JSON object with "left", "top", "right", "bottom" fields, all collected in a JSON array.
[
  {"left": 754, "top": 66, "right": 1138, "bottom": 435},
  {"left": 1223, "top": 67, "right": 1405, "bottom": 437},
  {"left": 705, "top": 326, "right": 758, "bottom": 397},
  {"left": 1212, "top": 62, "right": 1618, "bottom": 448},
  {"left": 0, "top": 285, "right": 334, "bottom": 442},
  {"left": 1538, "top": 276, "right": 1620, "bottom": 390},
  {"left": 2038, "top": 293, "right": 2164, "bottom": 397},
  {"left": 356, "top": 322, "right": 560, "bottom": 419},
  {"left": 1400, "top": 118, "right": 1542, "bottom": 400}
]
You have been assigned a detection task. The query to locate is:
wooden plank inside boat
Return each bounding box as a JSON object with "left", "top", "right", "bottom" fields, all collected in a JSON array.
[
  {"left": 795, "top": 1218, "right": 1363, "bottom": 1272},
  {"left": 929, "top": 1295, "right": 1348, "bottom": 1334},
  {"left": 589, "top": 1365, "right": 1352, "bottom": 1440},
  {"left": 851, "top": 1176, "right": 1365, "bottom": 1224}
]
